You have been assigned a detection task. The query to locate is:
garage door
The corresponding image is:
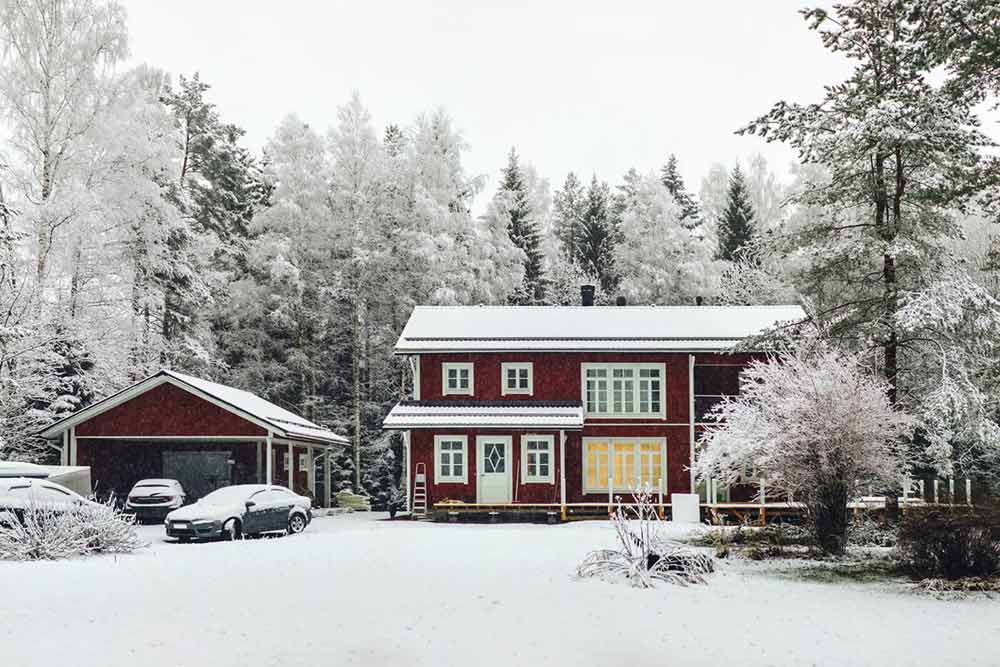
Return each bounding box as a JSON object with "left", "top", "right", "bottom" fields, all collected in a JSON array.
[{"left": 163, "top": 451, "right": 232, "bottom": 500}]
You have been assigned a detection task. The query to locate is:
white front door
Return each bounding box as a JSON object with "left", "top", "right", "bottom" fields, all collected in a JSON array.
[{"left": 476, "top": 436, "right": 512, "bottom": 504}]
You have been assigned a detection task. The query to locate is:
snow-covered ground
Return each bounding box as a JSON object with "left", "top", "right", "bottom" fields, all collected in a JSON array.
[{"left": 2, "top": 514, "right": 998, "bottom": 666}]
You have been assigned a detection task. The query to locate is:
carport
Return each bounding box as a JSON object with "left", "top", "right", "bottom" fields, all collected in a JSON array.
[{"left": 39, "top": 370, "right": 349, "bottom": 504}]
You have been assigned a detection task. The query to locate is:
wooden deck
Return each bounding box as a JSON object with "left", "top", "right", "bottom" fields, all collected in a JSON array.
[{"left": 429, "top": 497, "right": 938, "bottom": 524}]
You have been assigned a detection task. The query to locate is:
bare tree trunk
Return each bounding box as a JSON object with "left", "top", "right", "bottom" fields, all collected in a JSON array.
[{"left": 352, "top": 295, "right": 362, "bottom": 492}]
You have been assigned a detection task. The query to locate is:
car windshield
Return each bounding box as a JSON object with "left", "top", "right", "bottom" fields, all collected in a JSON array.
[
  {"left": 135, "top": 483, "right": 170, "bottom": 489},
  {"left": 199, "top": 487, "right": 257, "bottom": 504}
]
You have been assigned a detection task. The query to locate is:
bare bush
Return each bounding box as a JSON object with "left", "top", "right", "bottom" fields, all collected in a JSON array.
[
  {"left": 577, "top": 486, "right": 714, "bottom": 587},
  {"left": 0, "top": 500, "right": 145, "bottom": 561}
]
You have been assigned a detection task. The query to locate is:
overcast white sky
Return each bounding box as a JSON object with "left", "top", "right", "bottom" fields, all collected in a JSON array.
[{"left": 120, "top": 1, "right": 852, "bottom": 212}]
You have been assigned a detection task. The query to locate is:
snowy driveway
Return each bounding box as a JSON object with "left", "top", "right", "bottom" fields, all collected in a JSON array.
[{"left": 2, "top": 514, "right": 998, "bottom": 666}]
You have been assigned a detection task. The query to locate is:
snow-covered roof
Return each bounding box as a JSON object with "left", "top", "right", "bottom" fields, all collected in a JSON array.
[
  {"left": 39, "top": 370, "right": 349, "bottom": 447},
  {"left": 0, "top": 462, "right": 50, "bottom": 478},
  {"left": 394, "top": 305, "right": 807, "bottom": 352},
  {"left": 383, "top": 400, "right": 584, "bottom": 430}
]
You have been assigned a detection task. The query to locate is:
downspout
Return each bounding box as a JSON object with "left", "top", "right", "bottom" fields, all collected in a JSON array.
[{"left": 688, "top": 354, "right": 696, "bottom": 496}]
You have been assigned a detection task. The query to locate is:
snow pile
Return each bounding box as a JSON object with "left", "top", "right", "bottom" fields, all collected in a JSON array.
[
  {"left": 0, "top": 501, "right": 144, "bottom": 561},
  {"left": 577, "top": 487, "right": 714, "bottom": 587}
]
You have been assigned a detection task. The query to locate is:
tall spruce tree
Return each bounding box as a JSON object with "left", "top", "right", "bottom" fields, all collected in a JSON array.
[
  {"left": 497, "top": 148, "right": 545, "bottom": 304},
  {"left": 660, "top": 154, "right": 701, "bottom": 224},
  {"left": 717, "top": 165, "right": 756, "bottom": 262},
  {"left": 552, "top": 172, "right": 586, "bottom": 265},
  {"left": 577, "top": 175, "right": 619, "bottom": 292}
]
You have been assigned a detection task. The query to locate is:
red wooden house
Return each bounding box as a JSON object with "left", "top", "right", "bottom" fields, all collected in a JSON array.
[{"left": 383, "top": 291, "right": 805, "bottom": 519}]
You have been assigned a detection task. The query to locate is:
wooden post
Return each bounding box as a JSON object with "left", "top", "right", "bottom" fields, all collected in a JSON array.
[
  {"left": 966, "top": 478, "right": 972, "bottom": 505},
  {"left": 949, "top": 478, "right": 955, "bottom": 505},
  {"left": 608, "top": 477, "right": 613, "bottom": 516},
  {"left": 60, "top": 431, "right": 69, "bottom": 466},
  {"left": 559, "top": 430, "right": 567, "bottom": 522},
  {"left": 657, "top": 477, "right": 664, "bottom": 520},
  {"left": 68, "top": 427, "right": 78, "bottom": 466},
  {"left": 759, "top": 478, "right": 766, "bottom": 526},
  {"left": 902, "top": 476, "right": 909, "bottom": 503},
  {"left": 933, "top": 479, "right": 939, "bottom": 504},
  {"left": 325, "top": 448, "right": 332, "bottom": 508},
  {"left": 288, "top": 442, "right": 294, "bottom": 490},
  {"left": 265, "top": 431, "right": 273, "bottom": 485},
  {"left": 307, "top": 446, "right": 316, "bottom": 498},
  {"left": 255, "top": 441, "right": 263, "bottom": 483},
  {"left": 919, "top": 479, "right": 925, "bottom": 501},
  {"left": 402, "top": 430, "right": 411, "bottom": 513}
]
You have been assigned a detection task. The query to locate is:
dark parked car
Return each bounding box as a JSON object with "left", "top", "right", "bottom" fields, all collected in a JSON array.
[
  {"left": 165, "top": 484, "right": 311, "bottom": 542},
  {"left": 125, "top": 479, "right": 186, "bottom": 523}
]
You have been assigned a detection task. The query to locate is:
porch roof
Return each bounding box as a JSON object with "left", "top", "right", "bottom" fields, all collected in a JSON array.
[{"left": 383, "top": 400, "right": 584, "bottom": 430}]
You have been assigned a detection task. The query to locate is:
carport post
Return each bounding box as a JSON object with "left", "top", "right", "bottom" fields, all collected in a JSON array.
[
  {"left": 61, "top": 431, "right": 69, "bottom": 466},
  {"left": 69, "top": 426, "right": 77, "bottom": 466},
  {"left": 325, "top": 448, "right": 332, "bottom": 508},
  {"left": 288, "top": 441, "right": 294, "bottom": 490},
  {"left": 307, "top": 446, "right": 315, "bottom": 498},
  {"left": 266, "top": 431, "right": 273, "bottom": 485}
]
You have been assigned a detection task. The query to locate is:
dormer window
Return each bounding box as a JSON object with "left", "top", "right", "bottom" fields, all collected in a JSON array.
[
  {"left": 442, "top": 362, "right": 474, "bottom": 396},
  {"left": 501, "top": 362, "right": 533, "bottom": 396}
]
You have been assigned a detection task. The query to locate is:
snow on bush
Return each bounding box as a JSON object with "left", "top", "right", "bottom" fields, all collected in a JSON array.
[
  {"left": 0, "top": 500, "right": 144, "bottom": 561},
  {"left": 577, "top": 486, "right": 714, "bottom": 588},
  {"left": 695, "top": 343, "right": 913, "bottom": 554}
]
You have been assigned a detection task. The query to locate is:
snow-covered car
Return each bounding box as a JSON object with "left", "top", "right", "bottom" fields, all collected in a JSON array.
[
  {"left": 125, "top": 479, "right": 186, "bottom": 522},
  {"left": 164, "top": 484, "right": 312, "bottom": 542},
  {"left": 0, "top": 477, "right": 102, "bottom": 525}
]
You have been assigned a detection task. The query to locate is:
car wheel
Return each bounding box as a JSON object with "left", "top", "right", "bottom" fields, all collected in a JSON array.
[
  {"left": 223, "top": 518, "right": 242, "bottom": 541},
  {"left": 178, "top": 537, "right": 191, "bottom": 544},
  {"left": 287, "top": 513, "right": 307, "bottom": 535}
]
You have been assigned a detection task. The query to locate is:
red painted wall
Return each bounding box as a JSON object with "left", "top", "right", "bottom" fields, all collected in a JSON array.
[
  {"left": 409, "top": 424, "right": 693, "bottom": 507},
  {"left": 76, "top": 382, "right": 267, "bottom": 437}
]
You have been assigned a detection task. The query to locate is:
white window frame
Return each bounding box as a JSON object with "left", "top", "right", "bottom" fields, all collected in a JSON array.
[
  {"left": 582, "top": 436, "right": 667, "bottom": 494},
  {"left": 434, "top": 435, "right": 468, "bottom": 484},
  {"left": 441, "top": 362, "right": 474, "bottom": 396},
  {"left": 580, "top": 363, "right": 666, "bottom": 419},
  {"left": 520, "top": 434, "right": 554, "bottom": 483},
  {"left": 501, "top": 362, "right": 533, "bottom": 396}
]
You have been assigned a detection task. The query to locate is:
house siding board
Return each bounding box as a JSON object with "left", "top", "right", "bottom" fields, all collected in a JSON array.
[{"left": 75, "top": 383, "right": 267, "bottom": 438}]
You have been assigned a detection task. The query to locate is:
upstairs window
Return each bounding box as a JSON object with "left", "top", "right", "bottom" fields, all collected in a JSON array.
[
  {"left": 582, "top": 363, "right": 664, "bottom": 418},
  {"left": 442, "top": 362, "right": 474, "bottom": 396},
  {"left": 434, "top": 436, "right": 468, "bottom": 483},
  {"left": 521, "top": 435, "right": 553, "bottom": 483},
  {"left": 501, "top": 362, "right": 533, "bottom": 395}
]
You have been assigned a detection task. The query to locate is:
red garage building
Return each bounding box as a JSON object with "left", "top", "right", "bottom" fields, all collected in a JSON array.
[{"left": 40, "top": 369, "right": 348, "bottom": 504}]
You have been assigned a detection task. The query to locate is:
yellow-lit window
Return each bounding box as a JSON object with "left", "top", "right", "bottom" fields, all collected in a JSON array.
[
  {"left": 613, "top": 441, "right": 636, "bottom": 488},
  {"left": 639, "top": 441, "right": 664, "bottom": 489},
  {"left": 585, "top": 437, "right": 667, "bottom": 493},
  {"left": 586, "top": 440, "right": 609, "bottom": 490}
]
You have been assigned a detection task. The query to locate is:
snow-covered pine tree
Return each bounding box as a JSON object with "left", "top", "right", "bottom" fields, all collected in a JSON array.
[
  {"left": 716, "top": 165, "right": 756, "bottom": 262},
  {"left": 494, "top": 148, "right": 545, "bottom": 304},
  {"left": 659, "top": 154, "right": 701, "bottom": 225},
  {"left": 614, "top": 173, "right": 720, "bottom": 305},
  {"left": 741, "top": 1, "right": 1000, "bottom": 491},
  {"left": 576, "top": 175, "right": 619, "bottom": 292},
  {"left": 552, "top": 172, "right": 586, "bottom": 265}
]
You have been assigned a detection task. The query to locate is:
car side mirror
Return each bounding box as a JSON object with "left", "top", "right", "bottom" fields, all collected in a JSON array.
[{"left": 245, "top": 501, "right": 256, "bottom": 509}]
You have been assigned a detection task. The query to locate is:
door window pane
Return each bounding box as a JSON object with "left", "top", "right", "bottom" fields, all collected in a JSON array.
[{"left": 484, "top": 443, "right": 505, "bottom": 474}]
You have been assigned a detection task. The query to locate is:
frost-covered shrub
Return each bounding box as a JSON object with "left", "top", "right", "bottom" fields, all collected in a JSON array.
[
  {"left": 695, "top": 344, "right": 913, "bottom": 555},
  {"left": 898, "top": 507, "right": 1000, "bottom": 579},
  {"left": 577, "top": 487, "right": 714, "bottom": 588},
  {"left": 847, "top": 516, "right": 898, "bottom": 548},
  {"left": 0, "top": 500, "right": 144, "bottom": 561}
]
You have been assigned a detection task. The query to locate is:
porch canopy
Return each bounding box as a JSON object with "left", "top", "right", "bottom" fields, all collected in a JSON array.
[
  {"left": 383, "top": 400, "right": 584, "bottom": 430},
  {"left": 39, "top": 369, "right": 348, "bottom": 505}
]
